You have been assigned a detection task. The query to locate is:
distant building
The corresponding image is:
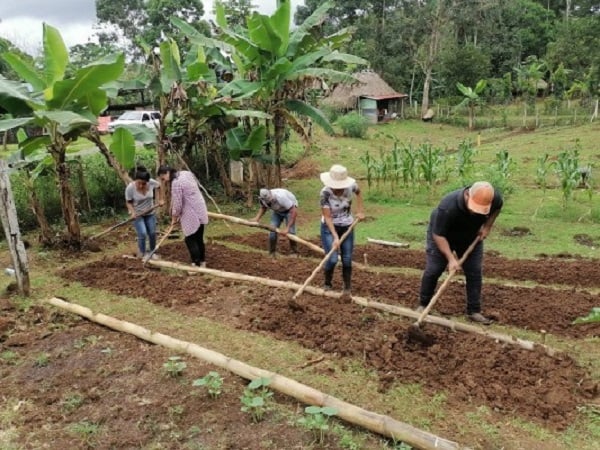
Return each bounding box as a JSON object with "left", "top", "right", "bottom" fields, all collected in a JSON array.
[{"left": 321, "top": 69, "right": 408, "bottom": 123}]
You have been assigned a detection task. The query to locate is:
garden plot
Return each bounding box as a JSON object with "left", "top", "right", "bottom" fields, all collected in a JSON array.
[{"left": 59, "top": 236, "right": 599, "bottom": 435}]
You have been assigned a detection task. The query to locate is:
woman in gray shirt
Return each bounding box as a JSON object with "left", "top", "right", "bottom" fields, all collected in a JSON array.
[{"left": 125, "top": 168, "right": 162, "bottom": 258}]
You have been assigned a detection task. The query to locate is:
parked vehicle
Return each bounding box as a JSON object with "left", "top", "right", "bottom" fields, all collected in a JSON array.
[{"left": 107, "top": 110, "right": 161, "bottom": 133}]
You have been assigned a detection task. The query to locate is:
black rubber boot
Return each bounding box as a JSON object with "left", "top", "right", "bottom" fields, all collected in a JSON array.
[
  {"left": 323, "top": 268, "right": 334, "bottom": 291},
  {"left": 268, "top": 238, "right": 277, "bottom": 257},
  {"left": 342, "top": 266, "right": 352, "bottom": 297},
  {"left": 289, "top": 240, "right": 299, "bottom": 257}
]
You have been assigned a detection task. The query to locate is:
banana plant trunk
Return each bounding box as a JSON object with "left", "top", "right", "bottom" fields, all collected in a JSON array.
[
  {"left": 273, "top": 113, "right": 285, "bottom": 187},
  {"left": 52, "top": 149, "right": 81, "bottom": 247},
  {"left": 25, "top": 173, "right": 54, "bottom": 246}
]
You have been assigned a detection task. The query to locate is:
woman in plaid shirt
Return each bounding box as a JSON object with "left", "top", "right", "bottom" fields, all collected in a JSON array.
[{"left": 158, "top": 166, "right": 209, "bottom": 267}]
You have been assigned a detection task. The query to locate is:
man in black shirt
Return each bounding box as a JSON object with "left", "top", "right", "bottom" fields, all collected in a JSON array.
[{"left": 417, "top": 181, "right": 503, "bottom": 324}]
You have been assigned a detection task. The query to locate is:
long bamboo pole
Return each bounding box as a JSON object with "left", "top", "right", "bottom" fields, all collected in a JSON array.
[
  {"left": 46, "top": 297, "right": 465, "bottom": 450},
  {"left": 208, "top": 211, "right": 324, "bottom": 255},
  {"left": 148, "top": 260, "right": 559, "bottom": 357},
  {"left": 367, "top": 238, "right": 410, "bottom": 248}
]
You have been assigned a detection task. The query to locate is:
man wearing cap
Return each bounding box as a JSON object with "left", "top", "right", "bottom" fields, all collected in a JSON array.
[
  {"left": 252, "top": 188, "right": 299, "bottom": 257},
  {"left": 417, "top": 181, "right": 503, "bottom": 324}
]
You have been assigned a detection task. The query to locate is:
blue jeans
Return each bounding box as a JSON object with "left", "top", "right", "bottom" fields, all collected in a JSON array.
[
  {"left": 320, "top": 222, "right": 354, "bottom": 270},
  {"left": 268, "top": 210, "right": 296, "bottom": 245},
  {"left": 133, "top": 214, "right": 157, "bottom": 255},
  {"left": 419, "top": 235, "right": 484, "bottom": 314}
]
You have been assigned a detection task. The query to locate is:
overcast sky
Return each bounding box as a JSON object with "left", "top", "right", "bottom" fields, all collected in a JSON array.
[{"left": 0, "top": 0, "right": 305, "bottom": 55}]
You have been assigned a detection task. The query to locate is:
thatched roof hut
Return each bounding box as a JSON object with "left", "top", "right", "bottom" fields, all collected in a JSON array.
[{"left": 321, "top": 69, "right": 407, "bottom": 122}]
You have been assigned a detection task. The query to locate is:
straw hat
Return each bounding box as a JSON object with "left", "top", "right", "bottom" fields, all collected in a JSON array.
[
  {"left": 320, "top": 164, "right": 355, "bottom": 189},
  {"left": 467, "top": 181, "right": 494, "bottom": 215}
]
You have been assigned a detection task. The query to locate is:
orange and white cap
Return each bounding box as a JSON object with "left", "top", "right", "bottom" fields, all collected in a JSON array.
[{"left": 467, "top": 181, "right": 494, "bottom": 215}]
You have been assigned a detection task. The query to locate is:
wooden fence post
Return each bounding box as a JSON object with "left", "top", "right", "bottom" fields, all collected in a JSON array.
[{"left": 0, "top": 159, "right": 30, "bottom": 296}]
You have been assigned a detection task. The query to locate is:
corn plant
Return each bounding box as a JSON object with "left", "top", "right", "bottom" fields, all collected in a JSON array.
[
  {"left": 192, "top": 371, "right": 224, "bottom": 398},
  {"left": 535, "top": 153, "right": 555, "bottom": 191},
  {"left": 555, "top": 149, "right": 581, "bottom": 206},
  {"left": 240, "top": 377, "right": 273, "bottom": 422},
  {"left": 400, "top": 142, "right": 417, "bottom": 187},
  {"left": 163, "top": 356, "right": 187, "bottom": 378},
  {"left": 297, "top": 405, "right": 338, "bottom": 444},
  {"left": 417, "top": 143, "right": 444, "bottom": 190},
  {"left": 456, "top": 139, "right": 477, "bottom": 183},
  {"left": 359, "top": 150, "right": 375, "bottom": 189},
  {"left": 490, "top": 149, "right": 516, "bottom": 194}
]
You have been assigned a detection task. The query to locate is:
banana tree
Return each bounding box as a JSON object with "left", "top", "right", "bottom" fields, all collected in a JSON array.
[
  {"left": 0, "top": 24, "right": 124, "bottom": 247},
  {"left": 177, "top": 0, "right": 366, "bottom": 186},
  {"left": 137, "top": 34, "right": 270, "bottom": 195},
  {"left": 456, "top": 79, "right": 487, "bottom": 131}
]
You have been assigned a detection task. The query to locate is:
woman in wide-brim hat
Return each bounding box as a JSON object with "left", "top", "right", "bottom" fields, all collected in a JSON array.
[{"left": 319, "top": 164, "right": 365, "bottom": 297}]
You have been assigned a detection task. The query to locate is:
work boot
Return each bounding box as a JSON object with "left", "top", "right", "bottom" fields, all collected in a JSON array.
[
  {"left": 342, "top": 266, "right": 352, "bottom": 295},
  {"left": 289, "top": 240, "right": 299, "bottom": 257},
  {"left": 323, "top": 268, "right": 334, "bottom": 291},
  {"left": 268, "top": 238, "right": 277, "bottom": 258},
  {"left": 467, "top": 312, "right": 492, "bottom": 325}
]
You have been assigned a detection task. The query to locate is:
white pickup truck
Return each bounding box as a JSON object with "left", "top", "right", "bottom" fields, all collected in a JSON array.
[{"left": 107, "top": 110, "right": 161, "bottom": 133}]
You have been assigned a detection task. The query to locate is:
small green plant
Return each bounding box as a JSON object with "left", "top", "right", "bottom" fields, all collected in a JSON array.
[
  {"left": 67, "top": 420, "right": 100, "bottom": 444},
  {"left": 297, "top": 405, "right": 338, "bottom": 444},
  {"left": 1, "top": 350, "right": 19, "bottom": 364},
  {"left": 240, "top": 377, "right": 273, "bottom": 422},
  {"left": 61, "top": 393, "right": 84, "bottom": 412},
  {"left": 163, "top": 356, "right": 187, "bottom": 378},
  {"left": 193, "top": 371, "right": 224, "bottom": 398},
  {"left": 34, "top": 352, "right": 50, "bottom": 367},
  {"left": 572, "top": 307, "right": 600, "bottom": 324}
]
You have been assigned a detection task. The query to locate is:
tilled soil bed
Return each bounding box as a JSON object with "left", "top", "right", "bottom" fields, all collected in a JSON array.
[{"left": 59, "top": 235, "right": 600, "bottom": 432}]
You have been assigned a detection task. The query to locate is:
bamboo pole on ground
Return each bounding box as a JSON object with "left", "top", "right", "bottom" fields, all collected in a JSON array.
[
  {"left": 46, "top": 297, "right": 465, "bottom": 450},
  {"left": 208, "top": 211, "right": 324, "bottom": 255},
  {"left": 148, "top": 259, "right": 559, "bottom": 357},
  {"left": 367, "top": 238, "right": 410, "bottom": 248}
]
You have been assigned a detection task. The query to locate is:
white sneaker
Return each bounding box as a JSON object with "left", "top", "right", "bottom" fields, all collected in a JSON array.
[{"left": 151, "top": 253, "right": 160, "bottom": 260}]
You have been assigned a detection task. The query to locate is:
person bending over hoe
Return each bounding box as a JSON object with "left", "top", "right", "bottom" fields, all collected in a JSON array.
[
  {"left": 252, "top": 188, "right": 299, "bottom": 257},
  {"left": 416, "top": 181, "right": 503, "bottom": 325},
  {"left": 125, "top": 166, "right": 162, "bottom": 259},
  {"left": 157, "top": 165, "right": 208, "bottom": 268}
]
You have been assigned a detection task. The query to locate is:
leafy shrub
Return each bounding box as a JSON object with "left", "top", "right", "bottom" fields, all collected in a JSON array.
[{"left": 336, "top": 112, "right": 369, "bottom": 138}]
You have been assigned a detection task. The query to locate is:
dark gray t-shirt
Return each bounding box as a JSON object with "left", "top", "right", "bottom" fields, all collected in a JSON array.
[{"left": 125, "top": 179, "right": 160, "bottom": 215}]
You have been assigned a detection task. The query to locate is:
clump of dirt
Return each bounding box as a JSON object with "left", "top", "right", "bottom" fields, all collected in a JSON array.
[
  {"left": 282, "top": 158, "right": 320, "bottom": 179},
  {"left": 501, "top": 226, "right": 532, "bottom": 237},
  {"left": 573, "top": 234, "right": 600, "bottom": 248}
]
